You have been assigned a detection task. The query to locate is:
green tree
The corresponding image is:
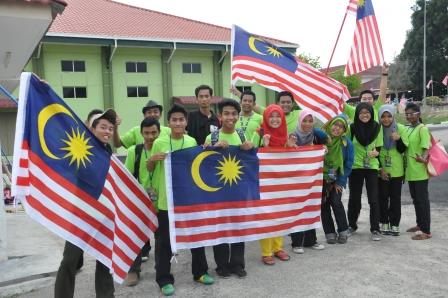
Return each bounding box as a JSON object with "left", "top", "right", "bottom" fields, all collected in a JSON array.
[
  {"left": 297, "top": 52, "right": 321, "bottom": 69},
  {"left": 399, "top": 0, "right": 448, "bottom": 97},
  {"left": 329, "top": 69, "right": 362, "bottom": 95},
  {"left": 388, "top": 58, "right": 415, "bottom": 95}
]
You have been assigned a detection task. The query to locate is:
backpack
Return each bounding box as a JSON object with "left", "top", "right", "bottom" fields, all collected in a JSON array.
[
  {"left": 133, "top": 144, "right": 145, "bottom": 183},
  {"left": 210, "top": 128, "right": 246, "bottom": 146}
]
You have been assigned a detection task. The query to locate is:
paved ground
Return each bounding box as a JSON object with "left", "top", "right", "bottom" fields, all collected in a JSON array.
[{"left": 1, "top": 127, "right": 447, "bottom": 298}]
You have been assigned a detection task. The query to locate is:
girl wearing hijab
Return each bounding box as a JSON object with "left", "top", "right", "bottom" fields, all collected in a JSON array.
[
  {"left": 252, "top": 105, "right": 292, "bottom": 265},
  {"left": 289, "top": 110, "right": 328, "bottom": 254},
  {"left": 347, "top": 102, "right": 383, "bottom": 241},
  {"left": 378, "top": 105, "right": 408, "bottom": 236},
  {"left": 321, "top": 115, "right": 354, "bottom": 244}
]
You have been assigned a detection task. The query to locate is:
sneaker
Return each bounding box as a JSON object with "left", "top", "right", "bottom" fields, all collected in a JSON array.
[
  {"left": 262, "top": 256, "right": 276, "bottom": 265},
  {"left": 215, "top": 267, "right": 231, "bottom": 278},
  {"left": 292, "top": 246, "right": 305, "bottom": 254},
  {"left": 232, "top": 268, "right": 247, "bottom": 278},
  {"left": 312, "top": 243, "right": 325, "bottom": 250},
  {"left": 124, "top": 272, "right": 139, "bottom": 287},
  {"left": 325, "top": 233, "right": 337, "bottom": 244},
  {"left": 273, "top": 250, "right": 290, "bottom": 261},
  {"left": 380, "top": 223, "right": 391, "bottom": 235},
  {"left": 337, "top": 234, "right": 348, "bottom": 244},
  {"left": 371, "top": 230, "right": 381, "bottom": 241},
  {"left": 347, "top": 227, "right": 357, "bottom": 237},
  {"left": 390, "top": 225, "right": 400, "bottom": 236},
  {"left": 196, "top": 273, "right": 214, "bottom": 285},
  {"left": 406, "top": 226, "right": 420, "bottom": 233},
  {"left": 161, "top": 284, "right": 175, "bottom": 296},
  {"left": 411, "top": 231, "right": 432, "bottom": 240}
]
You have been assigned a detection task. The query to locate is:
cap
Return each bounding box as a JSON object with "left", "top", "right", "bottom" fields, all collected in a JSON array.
[
  {"left": 142, "top": 100, "right": 163, "bottom": 114},
  {"left": 89, "top": 108, "right": 117, "bottom": 128}
]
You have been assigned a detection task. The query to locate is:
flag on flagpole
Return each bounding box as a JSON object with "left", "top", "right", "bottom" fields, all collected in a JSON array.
[
  {"left": 346, "top": 0, "right": 358, "bottom": 14},
  {"left": 344, "top": 0, "right": 384, "bottom": 76},
  {"left": 11, "top": 73, "right": 158, "bottom": 283},
  {"left": 442, "top": 75, "right": 448, "bottom": 86},
  {"left": 231, "top": 25, "right": 350, "bottom": 122},
  {"left": 426, "top": 79, "right": 433, "bottom": 89},
  {"left": 166, "top": 145, "right": 324, "bottom": 251}
]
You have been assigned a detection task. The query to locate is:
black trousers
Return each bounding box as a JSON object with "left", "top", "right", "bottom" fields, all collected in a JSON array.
[
  {"left": 54, "top": 241, "right": 114, "bottom": 298},
  {"left": 378, "top": 177, "right": 403, "bottom": 226},
  {"left": 290, "top": 229, "right": 317, "bottom": 247},
  {"left": 321, "top": 182, "right": 349, "bottom": 235},
  {"left": 155, "top": 211, "right": 174, "bottom": 288},
  {"left": 348, "top": 169, "right": 380, "bottom": 233},
  {"left": 190, "top": 247, "right": 209, "bottom": 280},
  {"left": 213, "top": 242, "right": 245, "bottom": 272},
  {"left": 408, "top": 180, "right": 431, "bottom": 234},
  {"left": 129, "top": 241, "right": 151, "bottom": 274}
]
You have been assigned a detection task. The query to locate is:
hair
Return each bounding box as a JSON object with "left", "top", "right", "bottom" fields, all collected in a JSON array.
[
  {"left": 92, "top": 114, "right": 116, "bottom": 128},
  {"left": 405, "top": 102, "right": 423, "bottom": 123},
  {"left": 276, "top": 91, "right": 294, "bottom": 103},
  {"left": 140, "top": 118, "right": 160, "bottom": 132},
  {"left": 194, "top": 85, "right": 213, "bottom": 97},
  {"left": 218, "top": 98, "right": 241, "bottom": 114},
  {"left": 240, "top": 90, "right": 256, "bottom": 102},
  {"left": 167, "top": 104, "right": 188, "bottom": 120},
  {"left": 86, "top": 109, "right": 103, "bottom": 123},
  {"left": 359, "top": 90, "right": 375, "bottom": 100}
]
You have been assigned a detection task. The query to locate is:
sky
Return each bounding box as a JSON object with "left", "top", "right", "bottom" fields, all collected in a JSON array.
[{"left": 117, "top": 0, "right": 416, "bottom": 68}]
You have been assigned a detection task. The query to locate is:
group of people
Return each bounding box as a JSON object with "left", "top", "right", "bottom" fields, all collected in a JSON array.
[{"left": 54, "top": 65, "right": 433, "bottom": 298}]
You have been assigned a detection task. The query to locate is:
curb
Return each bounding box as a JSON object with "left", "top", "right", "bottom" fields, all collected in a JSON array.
[{"left": 0, "top": 276, "right": 55, "bottom": 298}]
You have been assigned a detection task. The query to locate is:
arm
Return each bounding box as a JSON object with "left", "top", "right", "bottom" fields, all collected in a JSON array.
[
  {"left": 113, "top": 116, "right": 123, "bottom": 148},
  {"left": 378, "top": 63, "right": 389, "bottom": 104},
  {"left": 336, "top": 138, "right": 354, "bottom": 188}
]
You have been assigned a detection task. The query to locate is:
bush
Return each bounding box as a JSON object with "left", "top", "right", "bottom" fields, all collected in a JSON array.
[{"left": 424, "top": 96, "right": 444, "bottom": 106}]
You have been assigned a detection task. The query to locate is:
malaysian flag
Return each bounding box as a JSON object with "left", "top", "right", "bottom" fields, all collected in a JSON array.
[
  {"left": 443, "top": 75, "right": 448, "bottom": 86},
  {"left": 231, "top": 25, "right": 350, "bottom": 122},
  {"left": 344, "top": 0, "right": 384, "bottom": 76},
  {"left": 165, "top": 145, "right": 324, "bottom": 251},
  {"left": 11, "top": 73, "right": 158, "bottom": 283},
  {"left": 347, "top": 0, "right": 358, "bottom": 14},
  {"left": 426, "top": 79, "right": 433, "bottom": 89}
]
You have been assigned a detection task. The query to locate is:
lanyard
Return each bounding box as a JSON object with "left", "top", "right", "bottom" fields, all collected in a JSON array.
[
  {"left": 239, "top": 113, "right": 252, "bottom": 132},
  {"left": 169, "top": 136, "right": 185, "bottom": 152}
]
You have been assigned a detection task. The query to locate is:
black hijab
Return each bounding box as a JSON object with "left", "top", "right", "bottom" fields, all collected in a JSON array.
[{"left": 350, "top": 102, "right": 380, "bottom": 147}]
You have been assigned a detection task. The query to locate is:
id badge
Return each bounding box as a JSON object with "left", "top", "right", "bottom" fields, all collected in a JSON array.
[
  {"left": 363, "top": 156, "right": 371, "bottom": 169},
  {"left": 328, "top": 168, "right": 336, "bottom": 182},
  {"left": 385, "top": 156, "right": 392, "bottom": 167}
]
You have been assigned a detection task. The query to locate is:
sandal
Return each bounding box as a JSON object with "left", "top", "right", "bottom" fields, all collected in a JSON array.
[
  {"left": 261, "top": 256, "right": 275, "bottom": 265},
  {"left": 411, "top": 232, "right": 432, "bottom": 240},
  {"left": 274, "top": 250, "right": 290, "bottom": 261}
]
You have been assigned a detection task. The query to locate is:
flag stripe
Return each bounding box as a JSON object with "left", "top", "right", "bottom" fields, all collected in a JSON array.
[{"left": 259, "top": 168, "right": 322, "bottom": 179}]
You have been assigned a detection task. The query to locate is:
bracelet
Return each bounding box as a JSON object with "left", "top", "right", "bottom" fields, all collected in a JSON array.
[{"left": 382, "top": 73, "right": 388, "bottom": 76}]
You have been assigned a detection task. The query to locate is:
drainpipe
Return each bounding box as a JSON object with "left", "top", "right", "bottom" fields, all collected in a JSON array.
[
  {"left": 109, "top": 39, "right": 118, "bottom": 63},
  {"left": 218, "top": 44, "right": 228, "bottom": 64},
  {"left": 166, "top": 42, "right": 176, "bottom": 63}
]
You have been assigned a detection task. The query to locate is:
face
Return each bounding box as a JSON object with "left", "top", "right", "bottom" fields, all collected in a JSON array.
[
  {"left": 358, "top": 108, "right": 371, "bottom": 123},
  {"left": 141, "top": 125, "right": 160, "bottom": 145},
  {"left": 278, "top": 95, "right": 293, "bottom": 114},
  {"left": 405, "top": 109, "right": 420, "bottom": 124},
  {"left": 331, "top": 120, "right": 346, "bottom": 137},
  {"left": 168, "top": 112, "right": 187, "bottom": 135},
  {"left": 144, "top": 107, "right": 161, "bottom": 120},
  {"left": 268, "top": 111, "right": 282, "bottom": 128},
  {"left": 92, "top": 119, "right": 114, "bottom": 143},
  {"left": 360, "top": 93, "right": 374, "bottom": 105},
  {"left": 220, "top": 105, "right": 239, "bottom": 130},
  {"left": 380, "top": 111, "right": 393, "bottom": 127},
  {"left": 240, "top": 94, "right": 255, "bottom": 114},
  {"left": 197, "top": 89, "right": 211, "bottom": 109},
  {"left": 301, "top": 115, "right": 314, "bottom": 133}
]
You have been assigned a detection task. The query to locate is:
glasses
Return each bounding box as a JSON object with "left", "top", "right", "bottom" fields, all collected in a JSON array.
[{"left": 404, "top": 112, "right": 420, "bottom": 116}]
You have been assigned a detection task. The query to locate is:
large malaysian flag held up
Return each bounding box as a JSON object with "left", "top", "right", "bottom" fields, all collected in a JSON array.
[
  {"left": 11, "top": 73, "right": 158, "bottom": 283},
  {"left": 231, "top": 25, "right": 350, "bottom": 122},
  {"left": 345, "top": 0, "right": 384, "bottom": 76},
  {"left": 165, "top": 145, "right": 324, "bottom": 251}
]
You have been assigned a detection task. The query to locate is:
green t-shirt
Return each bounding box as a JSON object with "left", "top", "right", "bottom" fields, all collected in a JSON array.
[
  {"left": 124, "top": 144, "right": 152, "bottom": 189},
  {"left": 379, "top": 123, "right": 409, "bottom": 178},
  {"left": 350, "top": 127, "right": 383, "bottom": 170},
  {"left": 344, "top": 99, "right": 383, "bottom": 123},
  {"left": 121, "top": 125, "right": 171, "bottom": 149},
  {"left": 205, "top": 130, "right": 244, "bottom": 146},
  {"left": 150, "top": 134, "right": 197, "bottom": 210},
  {"left": 405, "top": 124, "right": 431, "bottom": 181},
  {"left": 236, "top": 113, "right": 262, "bottom": 142}
]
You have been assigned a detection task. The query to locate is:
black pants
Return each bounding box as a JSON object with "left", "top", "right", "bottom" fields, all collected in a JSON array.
[
  {"left": 213, "top": 243, "right": 245, "bottom": 272},
  {"left": 408, "top": 180, "right": 431, "bottom": 234},
  {"left": 55, "top": 241, "right": 114, "bottom": 298},
  {"left": 129, "top": 241, "right": 151, "bottom": 274},
  {"left": 190, "top": 247, "right": 209, "bottom": 280},
  {"left": 348, "top": 169, "right": 380, "bottom": 233},
  {"left": 290, "top": 229, "right": 317, "bottom": 247},
  {"left": 155, "top": 211, "right": 174, "bottom": 288},
  {"left": 378, "top": 177, "right": 403, "bottom": 226},
  {"left": 321, "top": 182, "right": 349, "bottom": 235}
]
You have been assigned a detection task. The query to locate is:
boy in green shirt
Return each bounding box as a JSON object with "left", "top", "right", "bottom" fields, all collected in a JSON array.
[
  {"left": 148, "top": 105, "right": 214, "bottom": 296},
  {"left": 235, "top": 90, "right": 262, "bottom": 141}
]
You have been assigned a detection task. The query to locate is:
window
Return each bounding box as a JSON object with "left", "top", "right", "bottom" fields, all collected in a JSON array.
[
  {"left": 126, "top": 62, "right": 147, "bottom": 73},
  {"left": 63, "top": 87, "right": 87, "bottom": 98},
  {"left": 236, "top": 86, "right": 252, "bottom": 93},
  {"left": 61, "top": 60, "right": 85, "bottom": 72},
  {"left": 182, "top": 63, "right": 201, "bottom": 74},
  {"left": 127, "top": 86, "right": 148, "bottom": 97}
]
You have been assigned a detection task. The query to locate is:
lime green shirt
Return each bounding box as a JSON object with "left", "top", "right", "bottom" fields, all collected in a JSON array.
[
  {"left": 379, "top": 123, "right": 409, "bottom": 178},
  {"left": 205, "top": 130, "right": 244, "bottom": 146},
  {"left": 236, "top": 113, "right": 262, "bottom": 142},
  {"left": 150, "top": 134, "right": 197, "bottom": 210},
  {"left": 121, "top": 125, "right": 171, "bottom": 149},
  {"left": 350, "top": 127, "right": 383, "bottom": 170},
  {"left": 124, "top": 144, "right": 152, "bottom": 189},
  {"left": 344, "top": 99, "right": 383, "bottom": 123},
  {"left": 405, "top": 124, "right": 431, "bottom": 181}
]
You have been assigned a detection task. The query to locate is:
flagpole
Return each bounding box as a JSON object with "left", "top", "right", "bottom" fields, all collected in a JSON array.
[
  {"left": 325, "top": 12, "right": 349, "bottom": 74},
  {"left": 431, "top": 75, "right": 433, "bottom": 96}
]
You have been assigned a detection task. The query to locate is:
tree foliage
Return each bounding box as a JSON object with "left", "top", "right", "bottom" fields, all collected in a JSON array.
[
  {"left": 329, "top": 69, "right": 362, "bottom": 95},
  {"left": 388, "top": 59, "right": 415, "bottom": 94},
  {"left": 297, "top": 52, "right": 321, "bottom": 69},
  {"left": 398, "top": 0, "right": 448, "bottom": 96}
]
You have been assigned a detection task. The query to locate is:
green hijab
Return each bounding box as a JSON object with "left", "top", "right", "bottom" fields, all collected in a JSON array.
[{"left": 322, "top": 115, "right": 348, "bottom": 176}]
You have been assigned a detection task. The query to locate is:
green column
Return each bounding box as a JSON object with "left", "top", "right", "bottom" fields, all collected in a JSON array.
[
  {"left": 161, "top": 49, "right": 173, "bottom": 122},
  {"left": 101, "top": 46, "right": 114, "bottom": 109},
  {"left": 213, "top": 51, "right": 223, "bottom": 97}
]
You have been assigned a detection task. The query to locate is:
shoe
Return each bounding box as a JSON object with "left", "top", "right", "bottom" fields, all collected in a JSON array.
[
  {"left": 327, "top": 238, "right": 337, "bottom": 244},
  {"left": 312, "top": 243, "right": 325, "bottom": 250},
  {"left": 141, "top": 255, "right": 149, "bottom": 263},
  {"left": 411, "top": 231, "right": 432, "bottom": 240},
  {"left": 196, "top": 273, "right": 214, "bottom": 285},
  {"left": 390, "top": 225, "right": 400, "bottom": 236},
  {"left": 292, "top": 246, "right": 305, "bottom": 254},
  {"left": 215, "top": 267, "right": 231, "bottom": 278},
  {"left": 380, "top": 223, "right": 391, "bottom": 235},
  {"left": 262, "top": 256, "right": 276, "bottom": 265},
  {"left": 273, "top": 250, "right": 290, "bottom": 261},
  {"left": 325, "top": 233, "right": 337, "bottom": 244},
  {"left": 233, "top": 268, "right": 247, "bottom": 278},
  {"left": 371, "top": 230, "right": 381, "bottom": 241},
  {"left": 406, "top": 226, "right": 420, "bottom": 233},
  {"left": 124, "top": 272, "right": 139, "bottom": 286},
  {"left": 337, "top": 235, "right": 348, "bottom": 244},
  {"left": 347, "top": 227, "right": 357, "bottom": 237},
  {"left": 161, "top": 284, "right": 175, "bottom": 296}
]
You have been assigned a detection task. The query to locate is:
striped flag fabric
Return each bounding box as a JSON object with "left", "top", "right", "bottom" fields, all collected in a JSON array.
[
  {"left": 426, "top": 79, "right": 433, "bottom": 89},
  {"left": 344, "top": 0, "right": 384, "bottom": 76},
  {"left": 346, "top": 0, "right": 358, "bottom": 14},
  {"left": 166, "top": 145, "right": 324, "bottom": 251},
  {"left": 231, "top": 25, "right": 351, "bottom": 122},
  {"left": 11, "top": 73, "right": 158, "bottom": 283},
  {"left": 442, "top": 75, "right": 448, "bottom": 86}
]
